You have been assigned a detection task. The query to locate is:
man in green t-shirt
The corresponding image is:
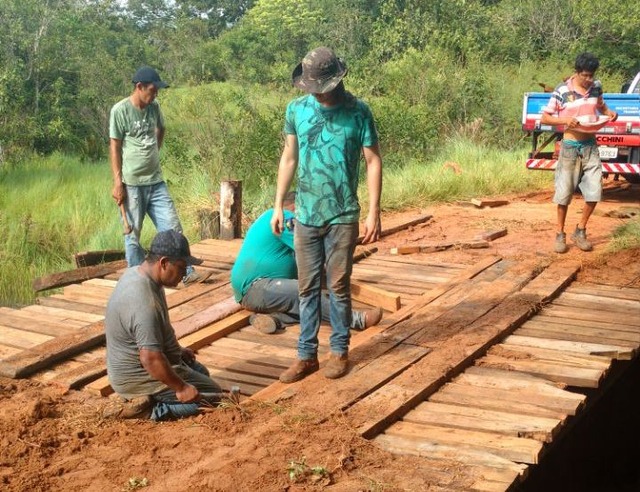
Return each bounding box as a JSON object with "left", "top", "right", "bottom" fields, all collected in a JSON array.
[
  {"left": 271, "top": 47, "right": 383, "bottom": 383},
  {"left": 109, "top": 66, "right": 208, "bottom": 285}
]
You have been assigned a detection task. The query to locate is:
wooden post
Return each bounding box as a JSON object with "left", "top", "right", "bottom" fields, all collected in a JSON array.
[{"left": 219, "top": 180, "right": 242, "bottom": 240}]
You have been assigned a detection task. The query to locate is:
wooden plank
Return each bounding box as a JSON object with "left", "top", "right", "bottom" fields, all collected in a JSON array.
[
  {"left": 528, "top": 314, "right": 640, "bottom": 335},
  {"left": 504, "top": 334, "right": 634, "bottom": 360},
  {"left": 390, "top": 240, "right": 489, "bottom": 255},
  {"left": 195, "top": 351, "right": 284, "bottom": 379},
  {"left": 552, "top": 292, "right": 640, "bottom": 315},
  {"left": 567, "top": 283, "right": 640, "bottom": 302},
  {"left": 430, "top": 383, "right": 569, "bottom": 420},
  {"left": 36, "top": 296, "right": 107, "bottom": 316},
  {"left": 74, "top": 249, "right": 125, "bottom": 267},
  {"left": 172, "top": 296, "right": 242, "bottom": 338},
  {"left": 475, "top": 228, "right": 508, "bottom": 242},
  {"left": 490, "top": 343, "right": 613, "bottom": 369},
  {"left": 0, "top": 321, "right": 104, "bottom": 378},
  {"left": 198, "top": 344, "right": 294, "bottom": 369},
  {"left": 350, "top": 261, "right": 581, "bottom": 439},
  {"left": 403, "top": 401, "right": 562, "bottom": 442},
  {"left": 357, "top": 214, "right": 432, "bottom": 243},
  {"left": 0, "top": 309, "right": 83, "bottom": 335},
  {"left": 32, "top": 260, "right": 127, "bottom": 292},
  {"left": 457, "top": 367, "right": 585, "bottom": 404},
  {"left": 19, "top": 304, "right": 104, "bottom": 323},
  {"left": 385, "top": 421, "right": 542, "bottom": 464},
  {"left": 351, "top": 281, "right": 401, "bottom": 312},
  {"left": 374, "top": 433, "right": 528, "bottom": 476},
  {"left": 477, "top": 356, "right": 605, "bottom": 388},
  {"left": 542, "top": 305, "right": 640, "bottom": 328},
  {"left": 516, "top": 325, "right": 640, "bottom": 348},
  {"left": 0, "top": 324, "right": 54, "bottom": 349},
  {"left": 471, "top": 198, "right": 509, "bottom": 208}
]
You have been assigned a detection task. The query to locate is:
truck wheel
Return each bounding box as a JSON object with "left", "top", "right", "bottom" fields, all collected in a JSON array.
[{"left": 623, "top": 174, "right": 640, "bottom": 184}]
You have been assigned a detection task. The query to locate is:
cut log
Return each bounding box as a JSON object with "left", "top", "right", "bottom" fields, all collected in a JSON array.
[
  {"left": 475, "top": 228, "right": 508, "bottom": 242},
  {"left": 33, "top": 260, "right": 127, "bottom": 292}
]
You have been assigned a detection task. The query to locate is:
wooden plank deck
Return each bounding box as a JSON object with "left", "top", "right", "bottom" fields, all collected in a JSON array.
[{"left": 0, "top": 228, "right": 638, "bottom": 492}]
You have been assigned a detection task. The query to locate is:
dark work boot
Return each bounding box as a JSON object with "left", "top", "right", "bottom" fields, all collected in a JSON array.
[{"left": 279, "top": 358, "right": 319, "bottom": 384}]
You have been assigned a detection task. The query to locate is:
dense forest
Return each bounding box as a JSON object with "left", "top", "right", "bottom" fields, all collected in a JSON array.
[{"left": 1, "top": 0, "right": 639, "bottom": 162}]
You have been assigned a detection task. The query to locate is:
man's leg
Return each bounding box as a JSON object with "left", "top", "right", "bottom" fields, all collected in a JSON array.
[
  {"left": 552, "top": 142, "right": 579, "bottom": 254},
  {"left": 242, "top": 278, "right": 301, "bottom": 333},
  {"left": 571, "top": 145, "right": 603, "bottom": 251},
  {"left": 123, "top": 185, "right": 148, "bottom": 266},
  {"left": 151, "top": 361, "right": 222, "bottom": 421},
  {"left": 279, "top": 222, "right": 323, "bottom": 383},
  {"left": 323, "top": 222, "right": 359, "bottom": 379}
]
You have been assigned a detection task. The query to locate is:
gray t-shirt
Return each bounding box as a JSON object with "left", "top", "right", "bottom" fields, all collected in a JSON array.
[{"left": 105, "top": 267, "right": 183, "bottom": 399}]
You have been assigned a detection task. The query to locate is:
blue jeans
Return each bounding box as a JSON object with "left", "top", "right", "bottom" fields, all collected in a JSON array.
[
  {"left": 294, "top": 221, "right": 359, "bottom": 359},
  {"left": 150, "top": 360, "right": 222, "bottom": 421},
  {"left": 241, "top": 278, "right": 366, "bottom": 329},
  {"left": 122, "top": 182, "right": 183, "bottom": 267}
]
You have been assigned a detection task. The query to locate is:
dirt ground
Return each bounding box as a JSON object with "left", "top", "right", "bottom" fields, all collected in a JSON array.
[{"left": 1, "top": 180, "right": 639, "bottom": 492}]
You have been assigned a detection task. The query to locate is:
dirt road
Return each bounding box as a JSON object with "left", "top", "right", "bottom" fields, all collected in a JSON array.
[{"left": 1, "top": 182, "right": 638, "bottom": 491}]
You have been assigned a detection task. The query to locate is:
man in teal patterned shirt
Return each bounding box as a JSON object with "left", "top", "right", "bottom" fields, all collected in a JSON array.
[{"left": 271, "top": 47, "right": 383, "bottom": 383}]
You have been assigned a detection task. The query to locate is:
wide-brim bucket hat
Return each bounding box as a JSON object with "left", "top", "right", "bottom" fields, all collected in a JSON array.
[{"left": 292, "top": 47, "right": 348, "bottom": 94}]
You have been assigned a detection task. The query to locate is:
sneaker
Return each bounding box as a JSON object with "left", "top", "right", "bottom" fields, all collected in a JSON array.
[
  {"left": 554, "top": 232, "right": 568, "bottom": 254},
  {"left": 363, "top": 307, "right": 383, "bottom": 328},
  {"left": 183, "top": 269, "right": 214, "bottom": 286},
  {"left": 324, "top": 353, "right": 349, "bottom": 379},
  {"left": 103, "top": 395, "right": 153, "bottom": 420},
  {"left": 571, "top": 226, "right": 593, "bottom": 252},
  {"left": 279, "top": 358, "right": 319, "bottom": 384},
  {"left": 249, "top": 314, "right": 279, "bottom": 334}
]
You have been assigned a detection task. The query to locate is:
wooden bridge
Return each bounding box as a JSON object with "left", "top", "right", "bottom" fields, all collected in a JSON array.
[{"left": 1, "top": 223, "right": 639, "bottom": 491}]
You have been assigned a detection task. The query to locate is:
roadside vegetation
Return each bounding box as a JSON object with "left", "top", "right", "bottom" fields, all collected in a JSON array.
[{"left": 1, "top": 1, "right": 639, "bottom": 306}]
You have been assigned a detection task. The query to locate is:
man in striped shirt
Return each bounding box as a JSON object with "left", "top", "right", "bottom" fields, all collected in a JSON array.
[{"left": 541, "top": 52, "right": 618, "bottom": 253}]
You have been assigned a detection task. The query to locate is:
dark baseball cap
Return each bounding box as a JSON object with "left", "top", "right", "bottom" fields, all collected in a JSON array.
[
  {"left": 149, "top": 230, "right": 202, "bottom": 265},
  {"left": 132, "top": 66, "right": 169, "bottom": 89}
]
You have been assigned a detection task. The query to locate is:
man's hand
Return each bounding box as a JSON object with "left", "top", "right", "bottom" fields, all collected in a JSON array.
[
  {"left": 271, "top": 208, "right": 285, "bottom": 235},
  {"left": 565, "top": 117, "right": 579, "bottom": 129},
  {"left": 176, "top": 382, "right": 200, "bottom": 403},
  {"left": 112, "top": 182, "right": 126, "bottom": 205},
  {"left": 181, "top": 347, "right": 196, "bottom": 365},
  {"left": 361, "top": 211, "right": 381, "bottom": 244},
  {"left": 607, "top": 110, "right": 618, "bottom": 122}
]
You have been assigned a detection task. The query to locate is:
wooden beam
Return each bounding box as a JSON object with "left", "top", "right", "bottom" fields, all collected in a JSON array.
[
  {"left": 471, "top": 198, "right": 509, "bottom": 208},
  {"left": 351, "top": 281, "right": 401, "bottom": 312},
  {"left": 357, "top": 214, "right": 432, "bottom": 244},
  {"left": 390, "top": 240, "right": 489, "bottom": 255},
  {"left": 0, "top": 321, "right": 105, "bottom": 378},
  {"left": 219, "top": 180, "right": 242, "bottom": 240},
  {"left": 475, "top": 228, "right": 508, "bottom": 242},
  {"left": 32, "top": 260, "right": 127, "bottom": 292},
  {"left": 172, "top": 296, "right": 242, "bottom": 338},
  {"left": 351, "top": 261, "right": 581, "bottom": 440},
  {"left": 74, "top": 250, "right": 125, "bottom": 268}
]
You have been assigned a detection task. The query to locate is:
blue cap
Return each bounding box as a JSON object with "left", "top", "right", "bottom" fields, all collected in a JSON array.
[{"left": 132, "top": 66, "right": 169, "bottom": 89}]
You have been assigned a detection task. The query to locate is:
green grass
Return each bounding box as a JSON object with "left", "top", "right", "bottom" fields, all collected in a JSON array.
[{"left": 1, "top": 140, "right": 638, "bottom": 307}]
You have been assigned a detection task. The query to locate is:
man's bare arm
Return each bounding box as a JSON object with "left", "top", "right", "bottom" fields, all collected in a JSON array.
[
  {"left": 272, "top": 134, "right": 299, "bottom": 235},
  {"left": 361, "top": 143, "right": 382, "bottom": 244},
  {"left": 139, "top": 348, "right": 199, "bottom": 403},
  {"left": 110, "top": 138, "right": 126, "bottom": 205}
]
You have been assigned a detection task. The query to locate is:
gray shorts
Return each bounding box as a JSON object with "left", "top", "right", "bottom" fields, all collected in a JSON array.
[{"left": 553, "top": 140, "right": 602, "bottom": 206}]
